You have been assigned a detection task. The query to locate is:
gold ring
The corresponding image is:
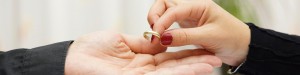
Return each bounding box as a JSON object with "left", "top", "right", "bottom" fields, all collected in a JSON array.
[{"left": 143, "top": 31, "right": 160, "bottom": 40}]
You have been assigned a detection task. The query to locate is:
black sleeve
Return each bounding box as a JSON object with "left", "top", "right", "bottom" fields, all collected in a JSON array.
[
  {"left": 236, "top": 23, "right": 300, "bottom": 75},
  {"left": 0, "top": 41, "right": 73, "bottom": 75}
]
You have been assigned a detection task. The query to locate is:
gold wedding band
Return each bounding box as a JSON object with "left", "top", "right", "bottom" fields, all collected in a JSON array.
[{"left": 143, "top": 31, "right": 160, "bottom": 40}]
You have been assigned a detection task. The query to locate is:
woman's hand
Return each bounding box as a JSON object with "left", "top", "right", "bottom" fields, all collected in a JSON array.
[
  {"left": 148, "top": 0, "right": 251, "bottom": 66},
  {"left": 65, "top": 31, "right": 222, "bottom": 75}
]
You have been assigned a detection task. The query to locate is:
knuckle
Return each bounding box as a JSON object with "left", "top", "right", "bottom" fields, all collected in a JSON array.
[{"left": 179, "top": 29, "right": 190, "bottom": 45}]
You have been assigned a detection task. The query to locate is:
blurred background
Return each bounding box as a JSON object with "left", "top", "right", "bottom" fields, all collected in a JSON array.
[{"left": 1, "top": 0, "right": 300, "bottom": 75}]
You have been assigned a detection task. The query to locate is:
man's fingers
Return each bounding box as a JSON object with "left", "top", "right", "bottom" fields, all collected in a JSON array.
[
  {"left": 154, "top": 49, "right": 222, "bottom": 68},
  {"left": 145, "top": 63, "right": 214, "bottom": 75},
  {"left": 148, "top": 0, "right": 166, "bottom": 28},
  {"left": 156, "top": 55, "right": 222, "bottom": 68},
  {"left": 189, "top": 63, "right": 214, "bottom": 75},
  {"left": 172, "top": 63, "right": 214, "bottom": 75},
  {"left": 121, "top": 34, "right": 167, "bottom": 54},
  {"left": 179, "top": 55, "right": 222, "bottom": 67},
  {"left": 154, "top": 49, "right": 213, "bottom": 64}
]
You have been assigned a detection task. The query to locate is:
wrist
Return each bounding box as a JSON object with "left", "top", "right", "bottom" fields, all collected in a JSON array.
[
  {"left": 225, "top": 24, "right": 250, "bottom": 66},
  {"left": 216, "top": 4, "right": 251, "bottom": 66},
  {"left": 218, "top": 49, "right": 248, "bottom": 66}
]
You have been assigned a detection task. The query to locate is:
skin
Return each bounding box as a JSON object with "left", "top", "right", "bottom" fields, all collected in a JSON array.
[
  {"left": 148, "top": 0, "right": 251, "bottom": 66},
  {"left": 65, "top": 31, "right": 222, "bottom": 75}
]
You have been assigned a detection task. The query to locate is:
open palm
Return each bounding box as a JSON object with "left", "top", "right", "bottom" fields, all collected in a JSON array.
[{"left": 65, "top": 31, "right": 221, "bottom": 75}]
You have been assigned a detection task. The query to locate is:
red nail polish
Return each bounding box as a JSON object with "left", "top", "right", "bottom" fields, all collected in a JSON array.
[
  {"left": 161, "top": 33, "right": 173, "bottom": 45},
  {"left": 151, "top": 35, "right": 155, "bottom": 43},
  {"left": 150, "top": 24, "right": 154, "bottom": 29}
]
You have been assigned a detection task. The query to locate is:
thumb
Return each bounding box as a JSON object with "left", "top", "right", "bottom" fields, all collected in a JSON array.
[{"left": 160, "top": 27, "right": 208, "bottom": 46}]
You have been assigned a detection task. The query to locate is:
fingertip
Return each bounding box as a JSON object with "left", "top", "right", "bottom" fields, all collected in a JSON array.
[
  {"left": 142, "top": 35, "right": 167, "bottom": 54},
  {"left": 211, "top": 56, "right": 223, "bottom": 67},
  {"left": 159, "top": 28, "right": 187, "bottom": 46},
  {"left": 153, "top": 22, "right": 166, "bottom": 34},
  {"left": 150, "top": 25, "right": 167, "bottom": 46},
  {"left": 160, "top": 33, "right": 173, "bottom": 45}
]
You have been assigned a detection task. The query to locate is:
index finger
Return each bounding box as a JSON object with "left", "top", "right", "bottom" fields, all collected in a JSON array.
[{"left": 148, "top": 0, "right": 167, "bottom": 29}]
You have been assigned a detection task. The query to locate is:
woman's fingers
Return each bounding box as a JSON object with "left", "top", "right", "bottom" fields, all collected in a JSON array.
[
  {"left": 151, "top": 6, "right": 193, "bottom": 45},
  {"left": 149, "top": 0, "right": 204, "bottom": 48},
  {"left": 152, "top": 6, "right": 191, "bottom": 34},
  {"left": 152, "top": 8, "right": 177, "bottom": 35},
  {"left": 148, "top": 0, "right": 166, "bottom": 29},
  {"left": 148, "top": 0, "right": 193, "bottom": 44}
]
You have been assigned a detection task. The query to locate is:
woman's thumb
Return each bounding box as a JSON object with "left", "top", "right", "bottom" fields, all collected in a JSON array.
[{"left": 160, "top": 27, "right": 206, "bottom": 46}]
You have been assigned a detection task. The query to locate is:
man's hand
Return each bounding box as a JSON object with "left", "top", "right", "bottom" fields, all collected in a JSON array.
[{"left": 65, "top": 31, "right": 222, "bottom": 75}]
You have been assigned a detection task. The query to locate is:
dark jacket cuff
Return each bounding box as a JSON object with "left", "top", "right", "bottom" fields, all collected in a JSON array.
[
  {"left": 236, "top": 23, "right": 300, "bottom": 75},
  {"left": 0, "top": 41, "right": 73, "bottom": 75}
]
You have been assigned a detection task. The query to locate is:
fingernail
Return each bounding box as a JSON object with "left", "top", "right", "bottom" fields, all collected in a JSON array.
[
  {"left": 151, "top": 35, "right": 155, "bottom": 43},
  {"left": 150, "top": 24, "right": 154, "bottom": 29},
  {"left": 161, "top": 33, "right": 173, "bottom": 45}
]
